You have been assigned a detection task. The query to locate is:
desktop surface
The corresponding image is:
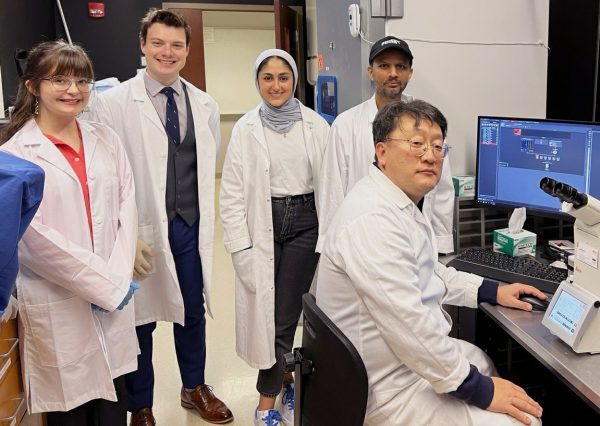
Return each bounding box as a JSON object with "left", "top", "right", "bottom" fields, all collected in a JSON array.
[{"left": 480, "top": 302, "right": 600, "bottom": 413}]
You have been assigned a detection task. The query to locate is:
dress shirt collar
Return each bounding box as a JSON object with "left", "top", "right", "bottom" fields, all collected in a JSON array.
[{"left": 143, "top": 70, "right": 183, "bottom": 97}]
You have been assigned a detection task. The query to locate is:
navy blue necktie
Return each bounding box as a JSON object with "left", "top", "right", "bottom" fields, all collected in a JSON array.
[{"left": 161, "top": 87, "right": 180, "bottom": 145}]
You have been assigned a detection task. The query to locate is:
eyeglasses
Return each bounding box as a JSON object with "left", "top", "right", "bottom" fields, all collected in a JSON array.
[
  {"left": 383, "top": 138, "right": 451, "bottom": 159},
  {"left": 41, "top": 76, "right": 95, "bottom": 93}
]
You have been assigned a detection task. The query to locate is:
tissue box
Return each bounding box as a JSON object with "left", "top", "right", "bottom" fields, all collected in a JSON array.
[
  {"left": 493, "top": 228, "right": 537, "bottom": 257},
  {"left": 453, "top": 176, "right": 475, "bottom": 197}
]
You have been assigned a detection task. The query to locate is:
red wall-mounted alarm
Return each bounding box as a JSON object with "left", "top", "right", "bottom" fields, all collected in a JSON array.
[{"left": 88, "top": 2, "right": 105, "bottom": 19}]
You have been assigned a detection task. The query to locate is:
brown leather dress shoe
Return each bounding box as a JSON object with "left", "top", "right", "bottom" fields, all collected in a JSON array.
[
  {"left": 181, "top": 384, "right": 234, "bottom": 424},
  {"left": 130, "top": 407, "right": 156, "bottom": 426}
]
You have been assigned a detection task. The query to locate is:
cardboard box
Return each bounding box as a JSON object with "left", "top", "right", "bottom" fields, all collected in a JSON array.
[
  {"left": 493, "top": 228, "right": 537, "bottom": 257},
  {"left": 453, "top": 175, "right": 475, "bottom": 197}
]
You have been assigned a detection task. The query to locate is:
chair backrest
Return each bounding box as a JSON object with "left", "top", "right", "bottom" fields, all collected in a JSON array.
[{"left": 299, "top": 293, "right": 368, "bottom": 426}]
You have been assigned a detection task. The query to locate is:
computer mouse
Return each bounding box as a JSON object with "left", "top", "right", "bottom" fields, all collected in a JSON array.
[{"left": 519, "top": 295, "right": 550, "bottom": 312}]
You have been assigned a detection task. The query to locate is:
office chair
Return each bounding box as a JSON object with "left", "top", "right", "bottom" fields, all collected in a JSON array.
[{"left": 284, "top": 293, "right": 368, "bottom": 426}]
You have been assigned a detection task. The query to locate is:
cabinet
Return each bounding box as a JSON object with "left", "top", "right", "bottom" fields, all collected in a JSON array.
[
  {"left": 453, "top": 196, "right": 510, "bottom": 252},
  {"left": 0, "top": 319, "right": 25, "bottom": 426},
  {"left": 453, "top": 196, "right": 574, "bottom": 253}
]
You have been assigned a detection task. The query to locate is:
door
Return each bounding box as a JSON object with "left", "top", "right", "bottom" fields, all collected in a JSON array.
[
  {"left": 167, "top": 8, "right": 207, "bottom": 91},
  {"left": 274, "top": 0, "right": 307, "bottom": 104}
]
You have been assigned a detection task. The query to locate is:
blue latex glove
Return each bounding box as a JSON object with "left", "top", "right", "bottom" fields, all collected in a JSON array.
[
  {"left": 117, "top": 281, "right": 138, "bottom": 310},
  {"left": 92, "top": 281, "right": 138, "bottom": 313}
]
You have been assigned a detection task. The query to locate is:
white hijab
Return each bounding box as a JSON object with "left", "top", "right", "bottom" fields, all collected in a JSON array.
[{"left": 254, "top": 48, "right": 302, "bottom": 134}]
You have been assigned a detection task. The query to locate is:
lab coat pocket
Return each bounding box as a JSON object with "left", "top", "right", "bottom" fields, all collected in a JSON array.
[
  {"left": 232, "top": 248, "right": 255, "bottom": 294},
  {"left": 26, "top": 298, "right": 99, "bottom": 368}
]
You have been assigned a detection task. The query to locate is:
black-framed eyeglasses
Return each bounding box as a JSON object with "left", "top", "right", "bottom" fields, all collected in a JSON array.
[
  {"left": 383, "top": 138, "right": 451, "bottom": 159},
  {"left": 40, "top": 75, "right": 95, "bottom": 93}
]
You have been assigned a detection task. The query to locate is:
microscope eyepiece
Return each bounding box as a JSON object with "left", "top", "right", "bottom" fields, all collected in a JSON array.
[
  {"left": 540, "top": 177, "right": 558, "bottom": 196},
  {"left": 539, "top": 177, "right": 588, "bottom": 208}
]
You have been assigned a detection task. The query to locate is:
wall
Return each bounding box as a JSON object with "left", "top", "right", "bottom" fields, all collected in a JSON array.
[
  {"left": 204, "top": 26, "right": 274, "bottom": 113},
  {"left": 547, "top": 0, "right": 600, "bottom": 121},
  {"left": 0, "top": 0, "right": 55, "bottom": 110},
  {"left": 202, "top": 10, "right": 276, "bottom": 173},
  {"left": 46, "top": 1, "right": 276, "bottom": 83},
  {"left": 313, "top": 0, "right": 386, "bottom": 114},
  {"left": 314, "top": 0, "right": 365, "bottom": 113},
  {"left": 386, "top": 0, "right": 549, "bottom": 175}
]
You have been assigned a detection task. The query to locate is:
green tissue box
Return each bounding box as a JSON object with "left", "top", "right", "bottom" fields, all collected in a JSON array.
[
  {"left": 453, "top": 175, "right": 475, "bottom": 197},
  {"left": 493, "top": 228, "right": 537, "bottom": 257}
]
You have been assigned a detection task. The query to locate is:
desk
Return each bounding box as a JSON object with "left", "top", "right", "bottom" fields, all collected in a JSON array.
[{"left": 480, "top": 302, "right": 600, "bottom": 413}]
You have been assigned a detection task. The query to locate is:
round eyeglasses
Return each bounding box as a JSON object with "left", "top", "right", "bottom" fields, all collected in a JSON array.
[
  {"left": 41, "top": 75, "right": 95, "bottom": 93},
  {"left": 383, "top": 138, "right": 451, "bottom": 159}
]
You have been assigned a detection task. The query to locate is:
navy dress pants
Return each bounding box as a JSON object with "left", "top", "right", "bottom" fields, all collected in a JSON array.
[{"left": 126, "top": 216, "right": 206, "bottom": 411}]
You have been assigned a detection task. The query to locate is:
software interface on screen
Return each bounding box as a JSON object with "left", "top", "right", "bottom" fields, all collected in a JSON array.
[{"left": 477, "top": 117, "right": 600, "bottom": 214}]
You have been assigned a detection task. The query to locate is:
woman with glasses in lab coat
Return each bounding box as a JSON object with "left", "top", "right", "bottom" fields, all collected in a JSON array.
[
  {"left": 0, "top": 40, "right": 138, "bottom": 425},
  {"left": 220, "top": 49, "right": 329, "bottom": 426}
]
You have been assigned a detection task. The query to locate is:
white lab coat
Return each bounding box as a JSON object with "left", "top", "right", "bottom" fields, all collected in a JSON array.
[
  {"left": 317, "top": 94, "right": 455, "bottom": 253},
  {"left": 220, "top": 103, "right": 329, "bottom": 368},
  {"left": 0, "top": 119, "right": 138, "bottom": 413},
  {"left": 316, "top": 166, "right": 541, "bottom": 426},
  {"left": 90, "top": 72, "right": 220, "bottom": 323}
]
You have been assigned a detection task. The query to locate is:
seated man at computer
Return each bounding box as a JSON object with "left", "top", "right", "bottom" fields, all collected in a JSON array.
[{"left": 316, "top": 100, "right": 545, "bottom": 426}]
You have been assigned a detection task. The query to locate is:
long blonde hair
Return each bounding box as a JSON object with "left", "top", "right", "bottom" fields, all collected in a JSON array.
[{"left": 0, "top": 40, "right": 94, "bottom": 144}]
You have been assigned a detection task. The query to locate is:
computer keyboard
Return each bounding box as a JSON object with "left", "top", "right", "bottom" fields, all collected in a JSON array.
[{"left": 447, "top": 248, "right": 568, "bottom": 294}]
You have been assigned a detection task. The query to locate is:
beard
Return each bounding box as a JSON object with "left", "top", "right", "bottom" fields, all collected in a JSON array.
[{"left": 376, "top": 80, "right": 407, "bottom": 101}]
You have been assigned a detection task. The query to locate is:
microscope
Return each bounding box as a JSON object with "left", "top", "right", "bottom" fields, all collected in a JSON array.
[{"left": 539, "top": 177, "right": 600, "bottom": 354}]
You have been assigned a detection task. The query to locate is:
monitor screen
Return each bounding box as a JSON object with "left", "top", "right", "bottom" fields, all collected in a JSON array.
[
  {"left": 547, "top": 288, "right": 587, "bottom": 336},
  {"left": 476, "top": 117, "right": 600, "bottom": 215}
]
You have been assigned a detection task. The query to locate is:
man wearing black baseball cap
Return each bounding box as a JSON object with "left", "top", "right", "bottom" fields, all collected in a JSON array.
[
  {"left": 317, "top": 36, "right": 455, "bottom": 256},
  {"left": 368, "top": 35, "right": 414, "bottom": 64}
]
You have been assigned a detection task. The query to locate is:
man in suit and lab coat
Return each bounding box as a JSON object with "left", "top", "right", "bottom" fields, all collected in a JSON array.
[
  {"left": 91, "top": 8, "right": 233, "bottom": 426},
  {"left": 317, "top": 100, "right": 544, "bottom": 426},
  {"left": 317, "top": 36, "right": 455, "bottom": 254}
]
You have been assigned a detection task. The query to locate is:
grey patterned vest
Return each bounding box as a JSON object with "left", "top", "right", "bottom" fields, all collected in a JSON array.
[{"left": 165, "top": 84, "right": 199, "bottom": 226}]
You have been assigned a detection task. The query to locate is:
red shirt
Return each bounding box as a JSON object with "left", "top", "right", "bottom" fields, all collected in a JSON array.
[{"left": 45, "top": 127, "right": 93, "bottom": 240}]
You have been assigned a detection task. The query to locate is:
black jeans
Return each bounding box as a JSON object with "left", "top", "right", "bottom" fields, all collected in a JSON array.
[
  {"left": 46, "top": 376, "right": 128, "bottom": 426},
  {"left": 256, "top": 193, "right": 320, "bottom": 397}
]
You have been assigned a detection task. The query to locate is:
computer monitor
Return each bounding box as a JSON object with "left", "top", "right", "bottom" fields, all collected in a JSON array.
[{"left": 476, "top": 116, "right": 600, "bottom": 216}]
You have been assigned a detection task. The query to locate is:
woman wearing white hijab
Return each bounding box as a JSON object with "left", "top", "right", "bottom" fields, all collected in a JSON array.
[{"left": 220, "top": 49, "right": 329, "bottom": 426}]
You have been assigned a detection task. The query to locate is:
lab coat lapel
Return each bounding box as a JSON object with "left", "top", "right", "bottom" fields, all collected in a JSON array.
[
  {"left": 21, "top": 120, "right": 78, "bottom": 183},
  {"left": 79, "top": 120, "right": 98, "bottom": 173},
  {"left": 300, "top": 104, "right": 315, "bottom": 169},
  {"left": 132, "top": 74, "right": 164, "bottom": 134},
  {"left": 248, "top": 107, "right": 268, "bottom": 153}
]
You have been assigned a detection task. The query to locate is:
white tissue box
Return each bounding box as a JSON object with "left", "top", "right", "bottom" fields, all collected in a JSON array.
[
  {"left": 493, "top": 228, "right": 537, "bottom": 257},
  {"left": 452, "top": 176, "right": 475, "bottom": 197}
]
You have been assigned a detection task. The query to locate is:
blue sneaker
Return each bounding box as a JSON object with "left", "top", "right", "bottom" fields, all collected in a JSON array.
[
  {"left": 254, "top": 408, "right": 283, "bottom": 426},
  {"left": 280, "top": 384, "right": 294, "bottom": 426}
]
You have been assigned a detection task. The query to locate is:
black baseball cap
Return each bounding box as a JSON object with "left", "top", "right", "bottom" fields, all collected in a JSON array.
[{"left": 369, "top": 36, "right": 413, "bottom": 64}]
